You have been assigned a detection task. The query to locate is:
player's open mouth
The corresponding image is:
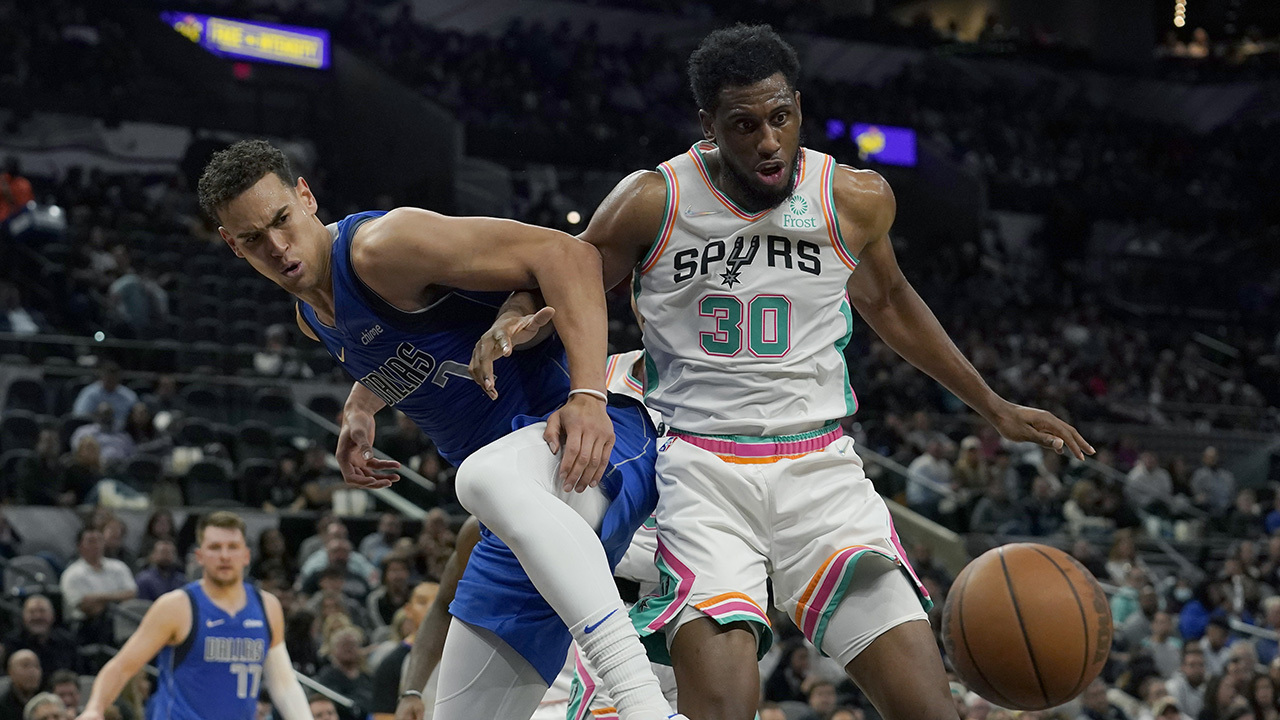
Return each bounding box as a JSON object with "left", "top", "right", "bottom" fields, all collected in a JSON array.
[
  {"left": 756, "top": 161, "right": 786, "bottom": 185},
  {"left": 282, "top": 261, "right": 302, "bottom": 278}
]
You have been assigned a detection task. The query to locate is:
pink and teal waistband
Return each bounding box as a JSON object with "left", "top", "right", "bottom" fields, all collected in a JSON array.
[{"left": 669, "top": 422, "right": 842, "bottom": 464}]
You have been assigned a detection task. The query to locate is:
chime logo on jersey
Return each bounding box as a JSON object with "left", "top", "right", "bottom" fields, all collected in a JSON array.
[
  {"left": 782, "top": 194, "right": 817, "bottom": 229},
  {"left": 671, "top": 233, "right": 821, "bottom": 285}
]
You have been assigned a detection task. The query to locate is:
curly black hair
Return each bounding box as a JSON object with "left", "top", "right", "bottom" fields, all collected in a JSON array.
[
  {"left": 197, "top": 139, "right": 294, "bottom": 223},
  {"left": 688, "top": 24, "right": 800, "bottom": 114}
]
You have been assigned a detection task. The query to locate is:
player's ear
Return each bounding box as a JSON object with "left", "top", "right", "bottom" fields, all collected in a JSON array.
[
  {"left": 218, "top": 227, "right": 244, "bottom": 259},
  {"left": 295, "top": 176, "right": 319, "bottom": 215},
  {"left": 699, "top": 109, "right": 715, "bottom": 143}
]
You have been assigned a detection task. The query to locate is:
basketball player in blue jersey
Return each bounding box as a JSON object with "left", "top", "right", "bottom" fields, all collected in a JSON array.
[
  {"left": 75, "top": 512, "right": 313, "bottom": 720},
  {"left": 196, "top": 141, "right": 679, "bottom": 720},
  {"left": 481, "top": 24, "right": 1094, "bottom": 720}
]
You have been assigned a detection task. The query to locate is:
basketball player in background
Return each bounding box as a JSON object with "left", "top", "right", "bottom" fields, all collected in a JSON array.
[
  {"left": 484, "top": 23, "right": 1093, "bottom": 720},
  {"left": 197, "top": 141, "right": 677, "bottom": 720},
  {"left": 75, "top": 512, "right": 313, "bottom": 720}
]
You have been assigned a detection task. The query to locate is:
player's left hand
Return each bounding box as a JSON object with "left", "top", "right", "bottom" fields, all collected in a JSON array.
[
  {"left": 544, "top": 393, "right": 615, "bottom": 492},
  {"left": 989, "top": 402, "right": 1095, "bottom": 460}
]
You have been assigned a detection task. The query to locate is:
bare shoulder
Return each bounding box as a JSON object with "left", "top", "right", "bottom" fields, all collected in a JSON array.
[
  {"left": 581, "top": 170, "right": 668, "bottom": 244},
  {"left": 831, "top": 165, "right": 896, "bottom": 240},
  {"left": 351, "top": 207, "right": 442, "bottom": 266},
  {"left": 147, "top": 589, "right": 193, "bottom": 642}
]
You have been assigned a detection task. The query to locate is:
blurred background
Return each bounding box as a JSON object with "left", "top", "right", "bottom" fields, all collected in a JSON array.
[{"left": 0, "top": 0, "right": 1278, "bottom": 719}]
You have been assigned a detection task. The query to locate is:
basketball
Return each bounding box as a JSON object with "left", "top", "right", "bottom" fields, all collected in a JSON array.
[{"left": 941, "top": 543, "right": 1113, "bottom": 711}]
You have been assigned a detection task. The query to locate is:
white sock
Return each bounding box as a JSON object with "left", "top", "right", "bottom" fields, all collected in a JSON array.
[{"left": 571, "top": 602, "right": 671, "bottom": 720}]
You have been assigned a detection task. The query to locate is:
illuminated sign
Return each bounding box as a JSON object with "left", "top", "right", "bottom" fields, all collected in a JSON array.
[
  {"left": 160, "top": 12, "right": 330, "bottom": 69},
  {"left": 825, "top": 120, "right": 917, "bottom": 167}
]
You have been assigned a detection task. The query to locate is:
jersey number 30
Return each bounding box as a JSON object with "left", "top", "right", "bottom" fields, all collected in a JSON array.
[
  {"left": 699, "top": 295, "right": 791, "bottom": 357},
  {"left": 230, "top": 663, "right": 263, "bottom": 699}
]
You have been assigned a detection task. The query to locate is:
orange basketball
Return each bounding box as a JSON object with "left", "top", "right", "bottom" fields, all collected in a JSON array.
[{"left": 941, "top": 543, "right": 1113, "bottom": 711}]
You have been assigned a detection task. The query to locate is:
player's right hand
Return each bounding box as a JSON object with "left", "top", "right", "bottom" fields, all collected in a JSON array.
[
  {"left": 336, "top": 410, "right": 401, "bottom": 489},
  {"left": 544, "top": 393, "right": 615, "bottom": 493},
  {"left": 468, "top": 306, "right": 556, "bottom": 400},
  {"left": 393, "top": 695, "right": 424, "bottom": 720}
]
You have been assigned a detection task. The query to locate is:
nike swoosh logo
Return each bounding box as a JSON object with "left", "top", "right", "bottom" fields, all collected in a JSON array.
[
  {"left": 583, "top": 609, "right": 617, "bottom": 634},
  {"left": 683, "top": 208, "right": 720, "bottom": 217},
  {"left": 206, "top": 619, "right": 225, "bottom": 628},
  {"left": 337, "top": 347, "right": 345, "bottom": 362}
]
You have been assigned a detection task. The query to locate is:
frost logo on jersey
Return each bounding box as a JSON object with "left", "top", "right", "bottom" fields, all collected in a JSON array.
[
  {"left": 782, "top": 195, "right": 817, "bottom": 229},
  {"left": 361, "top": 324, "right": 384, "bottom": 345}
]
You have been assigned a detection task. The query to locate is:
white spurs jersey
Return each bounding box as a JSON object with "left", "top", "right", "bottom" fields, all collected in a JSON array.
[{"left": 634, "top": 142, "right": 860, "bottom": 436}]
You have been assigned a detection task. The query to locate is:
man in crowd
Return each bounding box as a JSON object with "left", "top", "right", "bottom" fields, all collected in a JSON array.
[
  {"left": 71, "top": 362, "right": 137, "bottom": 432},
  {"left": 358, "top": 513, "right": 403, "bottom": 568},
  {"left": 1166, "top": 647, "right": 1207, "bottom": 719},
  {"left": 134, "top": 539, "right": 187, "bottom": 600},
  {"left": 49, "top": 670, "right": 82, "bottom": 716},
  {"left": 1, "top": 595, "right": 78, "bottom": 675},
  {"left": 59, "top": 526, "right": 137, "bottom": 645},
  {"left": 1191, "top": 447, "right": 1234, "bottom": 517},
  {"left": 0, "top": 650, "right": 43, "bottom": 720}
]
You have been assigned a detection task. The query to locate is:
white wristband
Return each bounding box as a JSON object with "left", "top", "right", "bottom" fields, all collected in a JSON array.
[{"left": 568, "top": 388, "right": 608, "bottom": 403}]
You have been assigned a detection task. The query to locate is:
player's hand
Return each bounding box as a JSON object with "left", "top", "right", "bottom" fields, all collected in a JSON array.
[
  {"left": 990, "top": 402, "right": 1095, "bottom": 461},
  {"left": 393, "top": 695, "right": 424, "bottom": 720},
  {"left": 336, "top": 410, "right": 401, "bottom": 489},
  {"left": 469, "top": 307, "right": 556, "bottom": 400},
  {"left": 544, "top": 393, "right": 615, "bottom": 492}
]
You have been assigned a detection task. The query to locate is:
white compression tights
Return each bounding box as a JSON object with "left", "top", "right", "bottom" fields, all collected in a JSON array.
[
  {"left": 451, "top": 422, "right": 670, "bottom": 720},
  {"left": 434, "top": 618, "right": 549, "bottom": 720}
]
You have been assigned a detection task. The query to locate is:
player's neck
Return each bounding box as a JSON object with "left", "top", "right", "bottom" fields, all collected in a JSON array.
[
  {"left": 200, "top": 576, "right": 248, "bottom": 610},
  {"left": 297, "top": 253, "right": 337, "bottom": 326}
]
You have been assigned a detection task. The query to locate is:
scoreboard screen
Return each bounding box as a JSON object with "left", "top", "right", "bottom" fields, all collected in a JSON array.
[{"left": 161, "top": 12, "right": 330, "bottom": 70}]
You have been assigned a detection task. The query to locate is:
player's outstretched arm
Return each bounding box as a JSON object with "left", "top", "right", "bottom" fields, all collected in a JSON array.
[
  {"left": 395, "top": 517, "right": 482, "bottom": 720},
  {"left": 355, "top": 209, "right": 614, "bottom": 490},
  {"left": 337, "top": 382, "right": 401, "bottom": 490},
  {"left": 77, "top": 591, "right": 188, "bottom": 720},
  {"left": 468, "top": 291, "right": 556, "bottom": 400},
  {"left": 261, "top": 592, "right": 315, "bottom": 720},
  {"left": 840, "top": 167, "right": 1094, "bottom": 460}
]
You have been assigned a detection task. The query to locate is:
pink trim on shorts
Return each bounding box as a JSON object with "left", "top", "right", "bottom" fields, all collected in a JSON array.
[
  {"left": 572, "top": 649, "right": 596, "bottom": 720},
  {"left": 646, "top": 536, "right": 696, "bottom": 632},
  {"left": 670, "top": 426, "right": 842, "bottom": 460},
  {"left": 887, "top": 514, "right": 931, "bottom": 604}
]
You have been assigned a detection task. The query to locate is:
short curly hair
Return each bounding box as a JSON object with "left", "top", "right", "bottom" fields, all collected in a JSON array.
[
  {"left": 688, "top": 24, "right": 800, "bottom": 114},
  {"left": 197, "top": 139, "right": 294, "bottom": 223}
]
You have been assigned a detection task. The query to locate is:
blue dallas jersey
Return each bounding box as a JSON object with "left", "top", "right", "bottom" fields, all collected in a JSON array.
[
  {"left": 151, "top": 582, "right": 273, "bottom": 720},
  {"left": 298, "top": 210, "right": 570, "bottom": 466}
]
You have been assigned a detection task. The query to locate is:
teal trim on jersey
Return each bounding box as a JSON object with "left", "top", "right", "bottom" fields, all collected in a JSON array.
[
  {"left": 633, "top": 271, "right": 659, "bottom": 397},
  {"left": 836, "top": 298, "right": 857, "bottom": 416},
  {"left": 638, "top": 164, "right": 675, "bottom": 272},
  {"left": 825, "top": 159, "right": 859, "bottom": 265},
  {"left": 668, "top": 421, "right": 840, "bottom": 444}
]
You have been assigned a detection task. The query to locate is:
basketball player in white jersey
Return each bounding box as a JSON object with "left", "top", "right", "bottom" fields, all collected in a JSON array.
[{"left": 477, "top": 23, "right": 1093, "bottom": 720}]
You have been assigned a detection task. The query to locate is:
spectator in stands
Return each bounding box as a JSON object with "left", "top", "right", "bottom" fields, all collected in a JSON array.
[
  {"left": 1065, "top": 481, "right": 1115, "bottom": 538},
  {"left": 300, "top": 543, "right": 372, "bottom": 606},
  {"left": 99, "top": 515, "right": 135, "bottom": 568},
  {"left": 1182, "top": 582, "right": 1226, "bottom": 641},
  {"left": 364, "top": 554, "right": 412, "bottom": 629},
  {"left": 250, "top": 527, "right": 296, "bottom": 585},
  {"left": 369, "top": 580, "right": 437, "bottom": 715},
  {"left": 253, "top": 324, "right": 312, "bottom": 379},
  {"left": 105, "top": 246, "right": 166, "bottom": 338},
  {"left": 1113, "top": 565, "right": 1151, "bottom": 626},
  {"left": 1135, "top": 678, "right": 1171, "bottom": 720},
  {"left": 48, "top": 669, "right": 81, "bottom": 716},
  {"left": 71, "top": 362, "right": 137, "bottom": 432},
  {"left": 1127, "top": 451, "right": 1174, "bottom": 515},
  {"left": 378, "top": 411, "right": 430, "bottom": 466},
  {"left": 1192, "top": 447, "right": 1235, "bottom": 517},
  {"left": 1201, "top": 617, "right": 1235, "bottom": 676},
  {"left": 1225, "top": 489, "right": 1264, "bottom": 539},
  {"left": 907, "top": 438, "right": 952, "bottom": 519},
  {"left": 1144, "top": 610, "right": 1185, "bottom": 679},
  {"left": 15, "top": 429, "right": 66, "bottom": 506},
  {"left": 764, "top": 641, "right": 811, "bottom": 703},
  {"left": 1, "top": 595, "right": 77, "bottom": 676},
  {"left": 0, "top": 156, "right": 34, "bottom": 223},
  {"left": 314, "top": 626, "right": 372, "bottom": 720},
  {"left": 1246, "top": 675, "right": 1278, "bottom": 720},
  {"left": 358, "top": 513, "right": 402, "bottom": 568},
  {"left": 59, "top": 525, "right": 137, "bottom": 645},
  {"left": 69, "top": 403, "right": 135, "bottom": 468},
  {"left": 1022, "top": 474, "right": 1064, "bottom": 536},
  {"left": 298, "top": 514, "right": 337, "bottom": 562},
  {"left": 1121, "top": 585, "right": 1163, "bottom": 650},
  {"left": 123, "top": 402, "right": 168, "bottom": 457},
  {"left": 970, "top": 477, "right": 1021, "bottom": 534},
  {"left": 804, "top": 680, "right": 838, "bottom": 720},
  {"left": 0, "top": 650, "right": 42, "bottom": 720},
  {"left": 137, "top": 510, "right": 176, "bottom": 563},
  {"left": 0, "top": 283, "right": 46, "bottom": 335},
  {"left": 292, "top": 444, "right": 344, "bottom": 512},
  {"left": 57, "top": 434, "right": 103, "bottom": 506},
  {"left": 133, "top": 539, "right": 185, "bottom": 600},
  {"left": 1078, "top": 677, "right": 1128, "bottom": 720},
  {"left": 299, "top": 527, "right": 377, "bottom": 588},
  {"left": 20, "top": 693, "right": 64, "bottom": 720},
  {"left": 308, "top": 695, "right": 338, "bottom": 720},
  {"left": 141, "top": 375, "right": 178, "bottom": 415},
  {"left": 1072, "top": 537, "right": 1111, "bottom": 581},
  {"left": 1257, "top": 597, "right": 1280, "bottom": 665},
  {"left": 1201, "top": 673, "right": 1248, "bottom": 720},
  {"left": 285, "top": 610, "right": 320, "bottom": 677},
  {"left": 409, "top": 508, "right": 455, "bottom": 583},
  {"left": 1108, "top": 530, "right": 1146, "bottom": 585}
]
